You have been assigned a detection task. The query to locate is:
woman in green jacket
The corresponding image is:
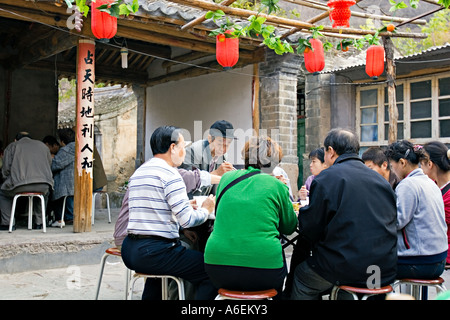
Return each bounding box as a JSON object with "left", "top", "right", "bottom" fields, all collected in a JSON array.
[{"left": 204, "top": 136, "right": 298, "bottom": 297}]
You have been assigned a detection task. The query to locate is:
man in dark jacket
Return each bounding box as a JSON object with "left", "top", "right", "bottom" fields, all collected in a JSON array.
[{"left": 291, "top": 128, "right": 397, "bottom": 300}]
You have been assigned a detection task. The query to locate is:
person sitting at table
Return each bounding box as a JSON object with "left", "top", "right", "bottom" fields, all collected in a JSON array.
[
  {"left": 362, "top": 146, "right": 399, "bottom": 190},
  {"left": 204, "top": 135, "right": 298, "bottom": 299},
  {"left": 290, "top": 129, "right": 397, "bottom": 300},
  {"left": 121, "top": 126, "right": 217, "bottom": 300},
  {"left": 298, "top": 147, "right": 327, "bottom": 201},
  {"left": 420, "top": 141, "right": 450, "bottom": 266},
  {"left": 385, "top": 140, "right": 447, "bottom": 280}
]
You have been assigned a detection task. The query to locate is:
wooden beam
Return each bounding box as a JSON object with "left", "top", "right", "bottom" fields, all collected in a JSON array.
[
  {"left": 162, "top": 51, "right": 213, "bottom": 69},
  {"left": 147, "top": 59, "right": 249, "bottom": 86},
  {"left": 26, "top": 59, "right": 149, "bottom": 84},
  {"left": 383, "top": 36, "right": 398, "bottom": 144},
  {"left": 181, "top": 0, "right": 238, "bottom": 30},
  {"left": 285, "top": 0, "right": 427, "bottom": 25},
  {"left": 165, "top": 0, "right": 428, "bottom": 39},
  {"left": 17, "top": 31, "right": 78, "bottom": 67}
]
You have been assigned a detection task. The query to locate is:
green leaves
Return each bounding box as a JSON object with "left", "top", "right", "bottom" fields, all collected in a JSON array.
[
  {"left": 389, "top": 0, "right": 408, "bottom": 12},
  {"left": 65, "top": 0, "right": 139, "bottom": 18},
  {"left": 205, "top": 9, "right": 293, "bottom": 55},
  {"left": 205, "top": 9, "right": 226, "bottom": 23},
  {"left": 260, "top": 0, "right": 280, "bottom": 15},
  {"left": 97, "top": 0, "right": 140, "bottom": 17},
  {"left": 438, "top": 0, "right": 450, "bottom": 8}
]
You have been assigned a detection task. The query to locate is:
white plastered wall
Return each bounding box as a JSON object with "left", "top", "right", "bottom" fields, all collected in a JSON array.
[{"left": 145, "top": 65, "right": 254, "bottom": 165}]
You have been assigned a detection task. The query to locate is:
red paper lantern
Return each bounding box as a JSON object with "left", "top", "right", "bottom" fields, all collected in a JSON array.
[
  {"left": 327, "top": 0, "right": 356, "bottom": 28},
  {"left": 366, "top": 45, "right": 385, "bottom": 80},
  {"left": 304, "top": 38, "right": 325, "bottom": 75},
  {"left": 216, "top": 30, "right": 239, "bottom": 70},
  {"left": 91, "top": 0, "right": 117, "bottom": 42}
]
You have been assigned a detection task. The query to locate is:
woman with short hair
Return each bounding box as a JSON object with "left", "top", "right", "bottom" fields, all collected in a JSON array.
[{"left": 204, "top": 136, "right": 298, "bottom": 298}]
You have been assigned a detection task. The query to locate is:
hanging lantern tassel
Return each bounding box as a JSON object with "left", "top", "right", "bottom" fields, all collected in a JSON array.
[
  {"left": 365, "top": 45, "right": 385, "bottom": 80},
  {"left": 121, "top": 47, "right": 128, "bottom": 69},
  {"left": 216, "top": 30, "right": 239, "bottom": 70}
]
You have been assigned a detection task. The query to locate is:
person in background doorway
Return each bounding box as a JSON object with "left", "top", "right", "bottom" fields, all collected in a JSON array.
[
  {"left": 51, "top": 128, "right": 75, "bottom": 228},
  {"left": 0, "top": 132, "right": 53, "bottom": 230},
  {"left": 42, "top": 135, "right": 60, "bottom": 158}
]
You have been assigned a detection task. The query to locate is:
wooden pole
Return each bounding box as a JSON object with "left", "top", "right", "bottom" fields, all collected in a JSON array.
[
  {"left": 383, "top": 36, "right": 398, "bottom": 144},
  {"left": 74, "top": 39, "right": 95, "bottom": 232},
  {"left": 252, "top": 63, "right": 260, "bottom": 136}
]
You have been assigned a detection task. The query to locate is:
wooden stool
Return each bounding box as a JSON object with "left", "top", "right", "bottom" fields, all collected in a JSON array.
[
  {"left": 92, "top": 191, "right": 111, "bottom": 225},
  {"left": 215, "top": 288, "right": 278, "bottom": 300},
  {"left": 393, "top": 277, "right": 447, "bottom": 300},
  {"left": 9, "top": 192, "right": 46, "bottom": 233},
  {"left": 127, "top": 272, "right": 185, "bottom": 300},
  {"left": 330, "top": 285, "right": 393, "bottom": 300},
  {"left": 95, "top": 247, "right": 131, "bottom": 300}
]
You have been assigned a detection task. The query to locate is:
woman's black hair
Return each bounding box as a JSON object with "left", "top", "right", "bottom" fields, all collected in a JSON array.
[
  {"left": 309, "top": 147, "right": 325, "bottom": 163},
  {"left": 57, "top": 128, "right": 75, "bottom": 145},
  {"left": 150, "top": 126, "right": 182, "bottom": 155},
  {"left": 385, "top": 140, "right": 426, "bottom": 164},
  {"left": 423, "top": 141, "right": 450, "bottom": 172}
]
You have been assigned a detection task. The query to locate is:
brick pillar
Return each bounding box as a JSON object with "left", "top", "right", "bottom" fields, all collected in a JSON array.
[
  {"left": 303, "top": 73, "right": 331, "bottom": 180},
  {"left": 259, "top": 51, "right": 302, "bottom": 192}
]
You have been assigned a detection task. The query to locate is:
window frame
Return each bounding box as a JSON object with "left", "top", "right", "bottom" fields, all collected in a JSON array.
[{"left": 356, "top": 72, "right": 450, "bottom": 146}]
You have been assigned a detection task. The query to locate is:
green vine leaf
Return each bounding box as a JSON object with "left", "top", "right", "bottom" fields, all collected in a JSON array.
[{"left": 438, "top": 0, "right": 450, "bottom": 8}]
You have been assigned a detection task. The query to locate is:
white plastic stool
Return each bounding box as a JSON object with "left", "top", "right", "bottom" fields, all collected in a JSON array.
[
  {"left": 9, "top": 192, "right": 46, "bottom": 233},
  {"left": 127, "top": 273, "right": 185, "bottom": 300},
  {"left": 95, "top": 247, "right": 131, "bottom": 300},
  {"left": 60, "top": 195, "right": 69, "bottom": 228},
  {"left": 92, "top": 191, "right": 111, "bottom": 225}
]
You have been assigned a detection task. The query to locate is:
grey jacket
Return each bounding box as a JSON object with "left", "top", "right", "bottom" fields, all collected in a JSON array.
[
  {"left": 51, "top": 142, "right": 75, "bottom": 200},
  {"left": 1, "top": 137, "right": 53, "bottom": 191},
  {"left": 179, "top": 139, "right": 227, "bottom": 197},
  {"left": 396, "top": 168, "right": 448, "bottom": 257}
]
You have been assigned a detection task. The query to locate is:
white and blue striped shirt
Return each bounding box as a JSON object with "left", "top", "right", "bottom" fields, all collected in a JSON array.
[{"left": 127, "top": 157, "right": 209, "bottom": 238}]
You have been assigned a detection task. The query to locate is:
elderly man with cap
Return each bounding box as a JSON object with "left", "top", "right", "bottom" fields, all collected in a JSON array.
[{"left": 179, "top": 120, "right": 236, "bottom": 252}]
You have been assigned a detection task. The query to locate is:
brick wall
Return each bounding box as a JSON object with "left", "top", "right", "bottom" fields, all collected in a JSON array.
[{"left": 259, "top": 50, "right": 302, "bottom": 192}]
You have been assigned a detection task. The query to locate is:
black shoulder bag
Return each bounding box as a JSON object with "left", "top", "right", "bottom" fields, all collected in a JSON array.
[{"left": 214, "top": 171, "right": 260, "bottom": 214}]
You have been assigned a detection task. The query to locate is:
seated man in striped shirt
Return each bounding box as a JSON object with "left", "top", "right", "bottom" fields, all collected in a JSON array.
[{"left": 121, "top": 126, "right": 217, "bottom": 300}]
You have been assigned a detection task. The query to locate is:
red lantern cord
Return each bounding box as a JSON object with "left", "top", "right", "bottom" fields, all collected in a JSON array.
[
  {"left": 216, "top": 30, "right": 239, "bottom": 70},
  {"left": 327, "top": 0, "right": 356, "bottom": 28},
  {"left": 304, "top": 38, "right": 325, "bottom": 75},
  {"left": 366, "top": 45, "right": 385, "bottom": 80},
  {"left": 91, "top": 0, "right": 117, "bottom": 42}
]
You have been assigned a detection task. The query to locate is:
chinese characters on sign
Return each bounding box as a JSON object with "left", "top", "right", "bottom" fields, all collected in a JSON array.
[{"left": 76, "top": 39, "right": 96, "bottom": 177}]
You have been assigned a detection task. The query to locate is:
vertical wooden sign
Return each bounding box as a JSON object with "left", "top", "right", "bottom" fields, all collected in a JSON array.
[{"left": 74, "top": 39, "right": 95, "bottom": 232}]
